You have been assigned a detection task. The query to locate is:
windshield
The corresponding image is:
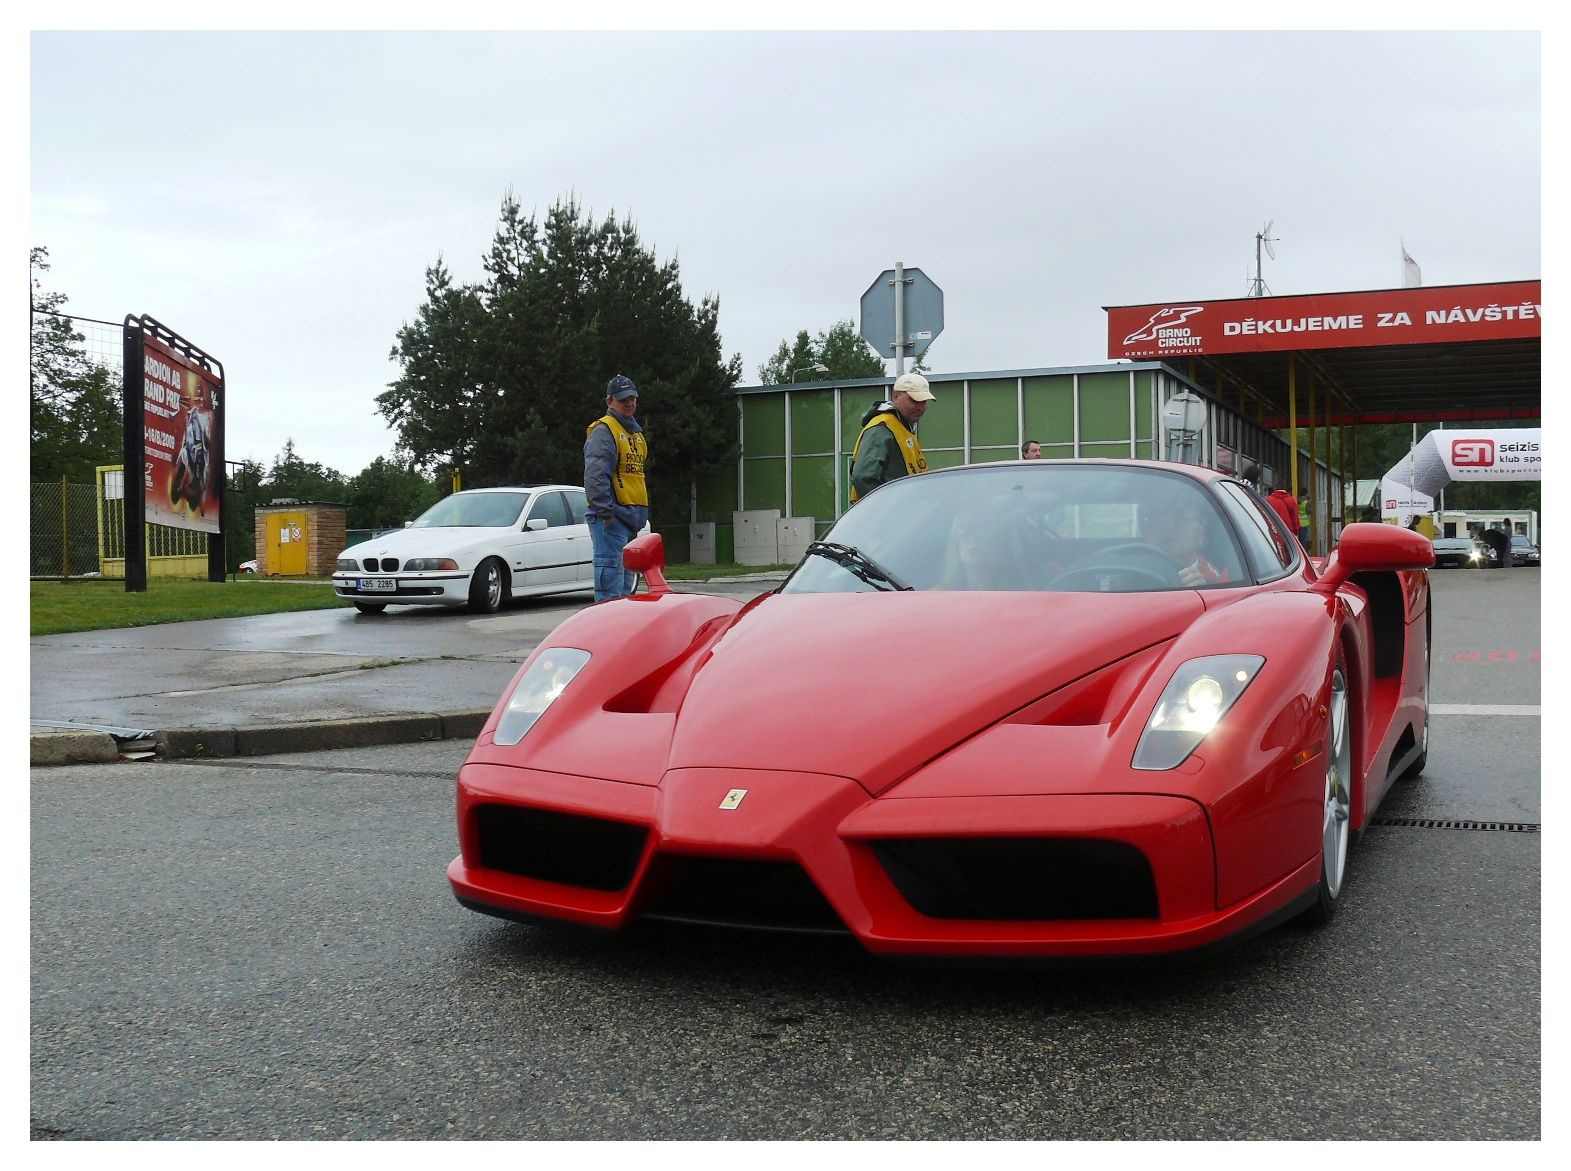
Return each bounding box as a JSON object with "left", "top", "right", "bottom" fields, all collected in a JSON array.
[
  {"left": 410, "top": 492, "right": 529, "bottom": 529},
  {"left": 782, "top": 464, "right": 1248, "bottom": 594}
]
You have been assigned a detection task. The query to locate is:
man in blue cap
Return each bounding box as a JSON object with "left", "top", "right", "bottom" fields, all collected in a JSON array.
[{"left": 584, "top": 374, "right": 649, "bottom": 602}]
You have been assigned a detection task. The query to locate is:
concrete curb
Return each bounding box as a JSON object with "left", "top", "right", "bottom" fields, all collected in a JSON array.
[
  {"left": 31, "top": 709, "right": 494, "bottom": 767},
  {"left": 29, "top": 729, "right": 121, "bottom": 767}
]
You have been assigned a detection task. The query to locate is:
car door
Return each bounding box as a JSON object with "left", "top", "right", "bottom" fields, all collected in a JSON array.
[
  {"left": 513, "top": 491, "right": 576, "bottom": 589},
  {"left": 562, "top": 489, "right": 594, "bottom": 588}
]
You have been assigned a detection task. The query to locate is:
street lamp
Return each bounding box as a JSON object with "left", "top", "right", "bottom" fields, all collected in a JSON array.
[{"left": 791, "top": 363, "right": 830, "bottom": 382}]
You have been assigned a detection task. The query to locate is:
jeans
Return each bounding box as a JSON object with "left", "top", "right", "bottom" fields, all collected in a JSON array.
[{"left": 587, "top": 514, "right": 637, "bottom": 602}]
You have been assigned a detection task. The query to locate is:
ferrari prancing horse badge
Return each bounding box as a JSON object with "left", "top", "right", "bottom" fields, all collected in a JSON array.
[{"left": 719, "top": 789, "right": 748, "bottom": 810}]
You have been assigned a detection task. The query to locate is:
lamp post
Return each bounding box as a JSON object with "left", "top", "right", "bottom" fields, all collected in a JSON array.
[{"left": 791, "top": 363, "right": 830, "bottom": 382}]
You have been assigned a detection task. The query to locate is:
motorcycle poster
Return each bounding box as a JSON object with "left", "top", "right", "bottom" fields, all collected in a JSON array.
[{"left": 142, "top": 335, "right": 222, "bottom": 534}]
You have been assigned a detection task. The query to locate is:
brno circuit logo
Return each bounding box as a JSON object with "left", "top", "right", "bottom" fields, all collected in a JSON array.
[
  {"left": 1122, "top": 306, "right": 1204, "bottom": 346},
  {"left": 1452, "top": 439, "right": 1495, "bottom": 468}
]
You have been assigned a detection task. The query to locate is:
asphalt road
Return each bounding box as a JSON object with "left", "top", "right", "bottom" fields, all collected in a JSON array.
[{"left": 30, "top": 569, "right": 1540, "bottom": 1140}]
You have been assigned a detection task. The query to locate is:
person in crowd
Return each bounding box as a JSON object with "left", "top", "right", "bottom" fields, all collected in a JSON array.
[
  {"left": 849, "top": 372, "right": 935, "bottom": 503},
  {"left": 1266, "top": 485, "right": 1299, "bottom": 533},
  {"left": 583, "top": 374, "right": 649, "bottom": 602},
  {"left": 1022, "top": 439, "right": 1042, "bottom": 460}
]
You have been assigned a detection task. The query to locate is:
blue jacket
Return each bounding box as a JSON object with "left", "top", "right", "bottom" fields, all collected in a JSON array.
[{"left": 584, "top": 416, "right": 650, "bottom": 533}]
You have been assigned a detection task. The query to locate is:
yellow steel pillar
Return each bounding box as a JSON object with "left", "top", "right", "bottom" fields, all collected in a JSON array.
[
  {"left": 1307, "top": 366, "right": 1317, "bottom": 552},
  {"left": 1288, "top": 355, "right": 1300, "bottom": 500}
]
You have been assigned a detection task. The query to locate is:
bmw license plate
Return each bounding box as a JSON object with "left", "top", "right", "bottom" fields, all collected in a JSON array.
[{"left": 360, "top": 578, "right": 397, "bottom": 592}]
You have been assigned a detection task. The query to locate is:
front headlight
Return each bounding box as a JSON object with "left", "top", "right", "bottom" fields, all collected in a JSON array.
[
  {"left": 405, "top": 557, "right": 459, "bottom": 571},
  {"left": 494, "top": 648, "right": 591, "bottom": 745},
  {"left": 336, "top": 558, "right": 359, "bottom": 572},
  {"left": 1132, "top": 654, "right": 1265, "bottom": 771}
]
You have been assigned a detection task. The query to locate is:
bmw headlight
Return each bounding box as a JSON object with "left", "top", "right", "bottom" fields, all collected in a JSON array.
[
  {"left": 1132, "top": 654, "right": 1265, "bottom": 771},
  {"left": 494, "top": 648, "right": 591, "bottom": 745},
  {"left": 336, "top": 558, "right": 359, "bottom": 572},
  {"left": 404, "top": 557, "right": 459, "bottom": 571}
]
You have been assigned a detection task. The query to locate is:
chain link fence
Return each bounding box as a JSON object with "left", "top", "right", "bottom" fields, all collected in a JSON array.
[
  {"left": 30, "top": 479, "right": 104, "bottom": 579},
  {"left": 31, "top": 471, "right": 214, "bottom": 581}
]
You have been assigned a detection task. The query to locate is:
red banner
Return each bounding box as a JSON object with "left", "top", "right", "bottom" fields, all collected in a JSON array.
[
  {"left": 142, "top": 336, "right": 222, "bottom": 533},
  {"left": 1106, "top": 280, "right": 1541, "bottom": 360}
]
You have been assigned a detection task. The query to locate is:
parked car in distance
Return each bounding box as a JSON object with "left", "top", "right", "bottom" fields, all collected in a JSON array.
[
  {"left": 1430, "top": 537, "right": 1490, "bottom": 568},
  {"left": 332, "top": 486, "right": 598, "bottom": 615},
  {"left": 1508, "top": 534, "right": 1540, "bottom": 567},
  {"left": 237, "top": 559, "right": 258, "bottom": 575}
]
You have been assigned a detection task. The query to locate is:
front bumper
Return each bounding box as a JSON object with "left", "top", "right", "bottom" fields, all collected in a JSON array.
[
  {"left": 448, "top": 762, "right": 1316, "bottom": 958},
  {"left": 332, "top": 571, "right": 469, "bottom": 607}
]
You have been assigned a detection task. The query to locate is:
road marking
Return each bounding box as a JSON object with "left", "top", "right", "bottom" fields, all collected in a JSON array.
[{"left": 1431, "top": 704, "right": 1540, "bottom": 716}]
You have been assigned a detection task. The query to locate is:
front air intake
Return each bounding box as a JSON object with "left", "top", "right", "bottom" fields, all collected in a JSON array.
[
  {"left": 870, "top": 836, "right": 1159, "bottom": 920},
  {"left": 474, "top": 804, "right": 647, "bottom": 892},
  {"left": 638, "top": 856, "right": 848, "bottom": 934}
]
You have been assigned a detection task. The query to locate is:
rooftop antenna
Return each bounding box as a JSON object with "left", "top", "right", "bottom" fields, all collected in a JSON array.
[{"left": 1248, "top": 221, "right": 1277, "bottom": 297}]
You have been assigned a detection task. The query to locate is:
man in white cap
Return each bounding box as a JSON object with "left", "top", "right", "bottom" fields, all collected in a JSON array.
[{"left": 849, "top": 372, "right": 935, "bottom": 503}]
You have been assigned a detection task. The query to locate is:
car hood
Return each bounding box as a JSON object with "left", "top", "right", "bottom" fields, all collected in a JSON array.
[
  {"left": 665, "top": 590, "right": 1204, "bottom": 794},
  {"left": 340, "top": 526, "right": 508, "bottom": 562}
]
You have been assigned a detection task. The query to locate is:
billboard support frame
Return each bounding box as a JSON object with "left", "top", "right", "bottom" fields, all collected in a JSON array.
[{"left": 121, "top": 314, "right": 226, "bottom": 592}]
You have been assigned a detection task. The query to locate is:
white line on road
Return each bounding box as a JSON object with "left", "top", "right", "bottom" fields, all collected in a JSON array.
[{"left": 1431, "top": 704, "right": 1540, "bottom": 716}]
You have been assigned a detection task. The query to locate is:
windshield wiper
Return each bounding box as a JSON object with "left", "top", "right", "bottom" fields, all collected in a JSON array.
[{"left": 804, "top": 541, "right": 913, "bottom": 592}]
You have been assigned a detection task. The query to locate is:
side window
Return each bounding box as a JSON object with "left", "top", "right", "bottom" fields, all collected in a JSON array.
[
  {"left": 563, "top": 490, "right": 589, "bottom": 524},
  {"left": 526, "top": 492, "right": 571, "bottom": 529},
  {"left": 1216, "top": 481, "right": 1296, "bottom": 577}
]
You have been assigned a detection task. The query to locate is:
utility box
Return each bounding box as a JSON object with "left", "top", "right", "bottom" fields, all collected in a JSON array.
[
  {"left": 253, "top": 501, "right": 347, "bottom": 576},
  {"left": 689, "top": 522, "right": 717, "bottom": 565},
  {"left": 776, "top": 516, "right": 815, "bottom": 566},
  {"left": 732, "top": 509, "right": 782, "bottom": 566}
]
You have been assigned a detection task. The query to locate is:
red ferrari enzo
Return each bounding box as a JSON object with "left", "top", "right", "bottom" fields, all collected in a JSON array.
[{"left": 449, "top": 460, "right": 1434, "bottom": 958}]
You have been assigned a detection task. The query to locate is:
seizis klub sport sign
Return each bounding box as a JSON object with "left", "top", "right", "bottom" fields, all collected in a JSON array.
[{"left": 1105, "top": 280, "right": 1541, "bottom": 360}]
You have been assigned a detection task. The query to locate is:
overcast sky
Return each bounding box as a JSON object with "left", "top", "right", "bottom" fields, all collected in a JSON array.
[{"left": 28, "top": 26, "right": 1542, "bottom": 477}]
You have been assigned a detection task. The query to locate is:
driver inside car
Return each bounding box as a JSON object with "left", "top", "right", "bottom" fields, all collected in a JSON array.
[{"left": 1139, "top": 497, "right": 1231, "bottom": 586}]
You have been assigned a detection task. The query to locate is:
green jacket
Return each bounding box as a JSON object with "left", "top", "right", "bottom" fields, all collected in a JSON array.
[{"left": 850, "top": 402, "right": 922, "bottom": 502}]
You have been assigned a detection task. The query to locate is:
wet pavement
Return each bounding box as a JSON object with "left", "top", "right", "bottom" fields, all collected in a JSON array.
[{"left": 29, "top": 576, "right": 786, "bottom": 763}]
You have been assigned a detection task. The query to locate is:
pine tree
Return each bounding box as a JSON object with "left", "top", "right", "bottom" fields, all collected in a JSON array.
[{"left": 380, "top": 194, "right": 741, "bottom": 526}]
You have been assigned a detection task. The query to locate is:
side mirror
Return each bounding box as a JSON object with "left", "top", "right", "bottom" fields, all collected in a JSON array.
[
  {"left": 1311, "top": 522, "right": 1434, "bottom": 595},
  {"left": 524, "top": 518, "right": 549, "bottom": 531},
  {"left": 403, "top": 520, "right": 413, "bottom": 528},
  {"left": 622, "top": 532, "right": 671, "bottom": 595}
]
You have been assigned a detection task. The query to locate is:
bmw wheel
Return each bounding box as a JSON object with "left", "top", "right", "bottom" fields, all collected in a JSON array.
[
  {"left": 1301, "top": 660, "right": 1352, "bottom": 925},
  {"left": 467, "top": 558, "right": 507, "bottom": 614}
]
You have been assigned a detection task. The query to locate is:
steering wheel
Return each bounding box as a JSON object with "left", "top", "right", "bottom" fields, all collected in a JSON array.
[{"left": 1047, "top": 541, "right": 1185, "bottom": 592}]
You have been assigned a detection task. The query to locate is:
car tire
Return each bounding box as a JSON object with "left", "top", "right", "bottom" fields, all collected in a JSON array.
[
  {"left": 354, "top": 602, "right": 386, "bottom": 615},
  {"left": 467, "top": 558, "right": 508, "bottom": 614},
  {"left": 1301, "top": 658, "right": 1352, "bottom": 926},
  {"left": 1400, "top": 614, "right": 1431, "bottom": 781},
  {"left": 1399, "top": 719, "right": 1428, "bottom": 780}
]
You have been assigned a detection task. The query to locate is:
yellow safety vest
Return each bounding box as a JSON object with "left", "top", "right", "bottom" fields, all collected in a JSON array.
[
  {"left": 588, "top": 414, "right": 649, "bottom": 507},
  {"left": 849, "top": 411, "right": 925, "bottom": 503}
]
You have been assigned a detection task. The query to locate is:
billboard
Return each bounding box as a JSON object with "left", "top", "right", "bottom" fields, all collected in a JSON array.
[
  {"left": 1106, "top": 281, "right": 1541, "bottom": 360},
  {"left": 141, "top": 334, "right": 223, "bottom": 534}
]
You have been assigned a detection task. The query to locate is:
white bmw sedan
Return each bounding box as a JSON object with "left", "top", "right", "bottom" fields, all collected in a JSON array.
[{"left": 333, "top": 486, "right": 596, "bottom": 615}]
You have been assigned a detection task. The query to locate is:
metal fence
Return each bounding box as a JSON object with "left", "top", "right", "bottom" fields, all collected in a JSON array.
[
  {"left": 31, "top": 473, "right": 212, "bottom": 581},
  {"left": 30, "top": 479, "right": 103, "bottom": 579}
]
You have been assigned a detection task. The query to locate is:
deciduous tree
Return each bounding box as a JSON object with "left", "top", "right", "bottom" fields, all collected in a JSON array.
[
  {"left": 30, "top": 247, "right": 121, "bottom": 482},
  {"left": 758, "top": 319, "right": 887, "bottom": 384}
]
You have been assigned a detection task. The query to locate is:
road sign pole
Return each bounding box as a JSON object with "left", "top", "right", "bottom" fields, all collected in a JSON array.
[{"left": 893, "top": 260, "right": 906, "bottom": 377}]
